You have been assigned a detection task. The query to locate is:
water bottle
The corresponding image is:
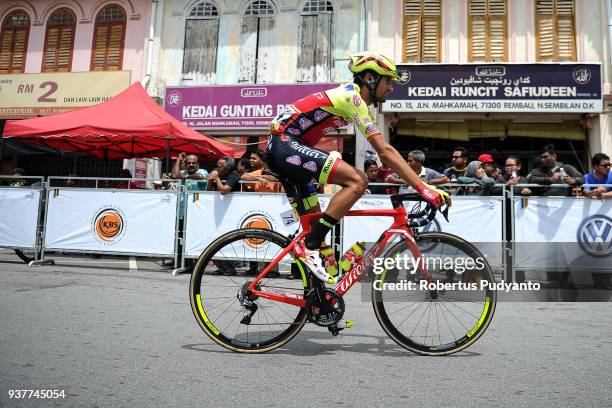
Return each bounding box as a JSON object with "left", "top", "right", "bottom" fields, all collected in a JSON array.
[
  {"left": 511, "top": 170, "right": 517, "bottom": 179},
  {"left": 319, "top": 242, "right": 338, "bottom": 277},
  {"left": 338, "top": 242, "right": 366, "bottom": 274},
  {"left": 559, "top": 167, "right": 567, "bottom": 179}
]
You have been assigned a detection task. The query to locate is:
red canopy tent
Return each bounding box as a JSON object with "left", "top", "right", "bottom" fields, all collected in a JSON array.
[{"left": 1, "top": 83, "right": 234, "bottom": 160}]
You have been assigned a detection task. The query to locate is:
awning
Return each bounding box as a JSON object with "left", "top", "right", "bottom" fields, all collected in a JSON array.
[{"left": 2, "top": 83, "right": 234, "bottom": 160}]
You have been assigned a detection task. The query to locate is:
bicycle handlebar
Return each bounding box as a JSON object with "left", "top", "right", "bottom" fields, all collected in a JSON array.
[{"left": 390, "top": 193, "right": 450, "bottom": 228}]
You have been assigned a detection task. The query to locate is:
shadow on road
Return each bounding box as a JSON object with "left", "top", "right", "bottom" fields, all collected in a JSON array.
[{"left": 182, "top": 330, "right": 482, "bottom": 358}]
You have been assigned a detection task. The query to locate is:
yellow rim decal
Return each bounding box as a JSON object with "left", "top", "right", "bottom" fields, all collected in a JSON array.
[
  {"left": 467, "top": 297, "right": 490, "bottom": 338},
  {"left": 196, "top": 294, "right": 220, "bottom": 335}
]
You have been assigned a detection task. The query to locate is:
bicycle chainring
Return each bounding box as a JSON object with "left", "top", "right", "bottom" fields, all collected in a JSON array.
[{"left": 307, "top": 288, "right": 345, "bottom": 327}]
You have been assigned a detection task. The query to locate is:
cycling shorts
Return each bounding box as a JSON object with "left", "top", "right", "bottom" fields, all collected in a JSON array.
[
  {"left": 266, "top": 134, "right": 342, "bottom": 215},
  {"left": 265, "top": 135, "right": 341, "bottom": 185}
]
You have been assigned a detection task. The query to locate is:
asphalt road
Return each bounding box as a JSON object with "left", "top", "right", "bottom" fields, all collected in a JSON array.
[{"left": 1, "top": 249, "right": 610, "bottom": 408}]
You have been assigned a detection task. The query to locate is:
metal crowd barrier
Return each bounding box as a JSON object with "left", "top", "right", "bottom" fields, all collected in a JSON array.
[
  {"left": 508, "top": 184, "right": 612, "bottom": 286},
  {"left": 0, "top": 175, "right": 45, "bottom": 264},
  {"left": 1, "top": 178, "right": 610, "bottom": 283}
]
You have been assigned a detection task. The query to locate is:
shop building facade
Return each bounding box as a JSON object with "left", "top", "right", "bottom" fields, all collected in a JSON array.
[
  {"left": 0, "top": 0, "right": 153, "bottom": 175},
  {"left": 362, "top": 0, "right": 611, "bottom": 172},
  {"left": 149, "top": 0, "right": 365, "bottom": 160}
]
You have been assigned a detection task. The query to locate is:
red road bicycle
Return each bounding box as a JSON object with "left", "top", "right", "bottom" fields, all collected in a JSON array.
[{"left": 190, "top": 192, "right": 496, "bottom": 355}]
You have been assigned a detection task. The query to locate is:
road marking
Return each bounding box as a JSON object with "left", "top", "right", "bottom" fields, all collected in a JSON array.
[{"left": 129, "top": 257, "right": 138, "bottom": 271}]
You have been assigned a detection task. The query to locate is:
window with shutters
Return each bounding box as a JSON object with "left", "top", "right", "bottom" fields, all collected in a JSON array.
[
  {"left": 182, "top": 0, "right": 219, "bottom": 83},
  {"left": 402, "top": 0, "right": 441, "bottom": 63},
  {"left": 91, "top": 5, "right": 126, "bottom": 71},
  {"left": 297, "top": 0, "right": 333, "bottom": 82},
  {"left": 239, "top": 0, "right": 276, "bottom": 83},
  {"left": 42, "top": 8, "right": 76, "bottom": 72},
  {"left": 468, "top": 0, "right": 507, "bottom": 62},
  {"left": 0, "top": 10, "right": 30, "bottom": 74},
  {"left": 536, "top": 0, "right": 575, "bottom": 61}
]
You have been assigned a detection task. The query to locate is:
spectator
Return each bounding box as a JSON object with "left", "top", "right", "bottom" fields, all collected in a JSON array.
[
  {"left": 487, "top": 163, "right": 501, "bottom": 181},
  {"left": 444, "top": 146, "right": 469, "bottom": 181},
  {"left": 115, "top": 169, "right": 139, "bottom": 189},
  {"left": 495, "top": 155, "right": 532, "bottom": 196},
  {"left": 456, "top": 161, "right": 495, "bottom": 195},
  {"left": 237, "top": 158, "right": 252, "bottom": 175},
  {"left": 376, "top": 161, "right": 399, "bottom": 195},
  {"left": 9, "top": 167, "right": 26, "bottom": 187},
  {"left": 153, "top": 180, "right": 163, "bottom": 190},
  {"left": 388, "top": 150, "right": 449, "bottom": 193},
  {"left": 171, "top": 152, "right": 208, "bottom": 191},
  {"left": 529, "top": 144, "right": 584, "bottom": 196},
  {"left": 241, "top": 150, "right": 280, "bottom": 192},
  {"left": 583, "top": 153, "right": 612, "bottom": 199},
  {"left": 478, "top": 153, "right": 496, "bottom": 176},
  {"left": 208, "top": 157, "right": 241, "bottom": 195},
  {"left": 364, "top": 159, "right": 386, "bottom": 194},
  {"left": 444, "top": 147, "right": 469, "bottom": 194}
]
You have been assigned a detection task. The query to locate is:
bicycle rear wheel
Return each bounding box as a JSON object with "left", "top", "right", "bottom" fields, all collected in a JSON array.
[
  {"left": 189, "top": 228, "right": 311, "bottom": 353},
  {"left": 372, "top": 232, "right": 496, "bottom": 355}
]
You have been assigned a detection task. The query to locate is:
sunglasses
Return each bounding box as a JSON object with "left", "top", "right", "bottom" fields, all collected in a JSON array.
[
  {"left": 597, "top": 163, "right": 611, "bottom": 168},
  {"left": 451, "top": 156, "right": 464, "bottom": 159}
]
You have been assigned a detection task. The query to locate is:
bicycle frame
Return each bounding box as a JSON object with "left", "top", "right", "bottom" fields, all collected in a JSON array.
[{"left": 247, "top": 205, "right": 427, "bottom": 307}]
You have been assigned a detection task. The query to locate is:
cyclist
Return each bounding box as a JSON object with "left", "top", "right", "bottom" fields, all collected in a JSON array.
[{"left": 266, "top": 52, "right": 449, "bottom": 283}]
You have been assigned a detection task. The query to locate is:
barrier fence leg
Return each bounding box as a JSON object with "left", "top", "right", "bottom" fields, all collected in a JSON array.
[
  {"left": 172, "top": 188, "right": 190, "bottom": 276},
  {"left": 30, "top": 182, "right": 55, "bottom": 267}
]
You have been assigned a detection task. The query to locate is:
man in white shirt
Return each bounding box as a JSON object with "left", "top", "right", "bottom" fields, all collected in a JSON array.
[{"left": 387, "top": 150, "right": 449, "bottom": 193}]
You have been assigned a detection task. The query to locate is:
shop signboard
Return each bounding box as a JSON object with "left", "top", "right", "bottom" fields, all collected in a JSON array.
[
  {"left": 0, "top": 71, "right": 131, "bottom": 118},
  {"left": 382, "top": 63, "right": 602, "bottom": 113},
  {"left": 164, "top": 83, "right": 338, "bottom": 130}
]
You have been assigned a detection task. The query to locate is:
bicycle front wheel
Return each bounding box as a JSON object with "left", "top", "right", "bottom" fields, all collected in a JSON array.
[
  {"left": 372, "top": 232, "right": 496, "bottom": 355},
  {"left": 189, "top": 228, "right": 311, "bottom": 353}
]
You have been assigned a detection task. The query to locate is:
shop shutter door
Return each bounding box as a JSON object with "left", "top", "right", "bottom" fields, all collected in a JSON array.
[
  {"left": 56, "top": 27, "right": 73, "bottom": 71},
  {"left": 470, "top": 19, "right": 487, "bottom": 61},
  {"left": 403, "top": 0, "right": 440, "bottom": 63},
  {"left": 239, "top": 16, "right": 258, "bottom": 83},
  {"left": 314, "top": 13, "right": 331, "bottom": 81},
  {"left": 421, "top": 0, "right": 440, "bottom": 62},
  {"left": 92, "top": 25, "right": 108, "bottom": 70},
  {"left": 183, "top": 19, "right": 219, "bottom": 83},
  {"left": 555, "top": 0, "right": 575, "bottom": 60},
  {"left": 43, "top": 27, "right": 59, "bottom": 70},
  {"left": 469, "top": 0, "right": 487, "bottom": 61},
  {"left": 536, "top": 0, "right": 554, "bottom": 61},
  {"left": 256, "top": 16, "right": 275, "bottom": 83},
  {"left": 10, "top": 28, "right": 27, "bottom": 72},
  {"left": 0, "top": 30, "right": 14, "bottom": 73},
  {"left": 488, "top": 0, "right": 506, "bottom": 61},
  {"left": 297, "top": 15, "right": 316, "bottom": 81},
  {"left": 403, "top": 16, "right": 420, "bottom": 61},
  {"left": 106, "top": 23, "right": 124, "bottom": 70},
  {"left": 536, "top": 0, "right": 575, "bottom": 61},
  {"left": 421, "top": 17, "right": 440, "bottom": 62}
]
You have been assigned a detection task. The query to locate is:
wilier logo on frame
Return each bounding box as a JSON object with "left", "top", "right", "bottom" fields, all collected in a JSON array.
[
  {"left": 237, "top": 210, "right": 277, "bottom": 250},
  {"left": 91, "top": 207, "right": 127, "bottom": 245}
]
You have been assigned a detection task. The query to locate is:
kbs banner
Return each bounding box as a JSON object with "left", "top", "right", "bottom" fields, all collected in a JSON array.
[
  {"left": 44, "top": 190, "right": 178, "bottom": 255},
  {"left": 164, "top": 83, "right": 337, "bottom": 130},
  {"left": 382, "top": 63, "right": 602, "bottom": 113},
  {"left": 0, "top": 188, "right": 40, "bottom": 248},
  {"left": 184, "top": 192, "right": 299, "bottom": 257},
  {"left": 341, "top": 196, "right": 504, "bottom": 267},
  {"left": 514, "top": 197, "right": 612, "bottom": 271}
]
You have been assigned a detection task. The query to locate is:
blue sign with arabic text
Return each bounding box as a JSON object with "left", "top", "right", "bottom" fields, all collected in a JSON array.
[{"left": 382, "top": 63, "right": 602, "bottom": 113}]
